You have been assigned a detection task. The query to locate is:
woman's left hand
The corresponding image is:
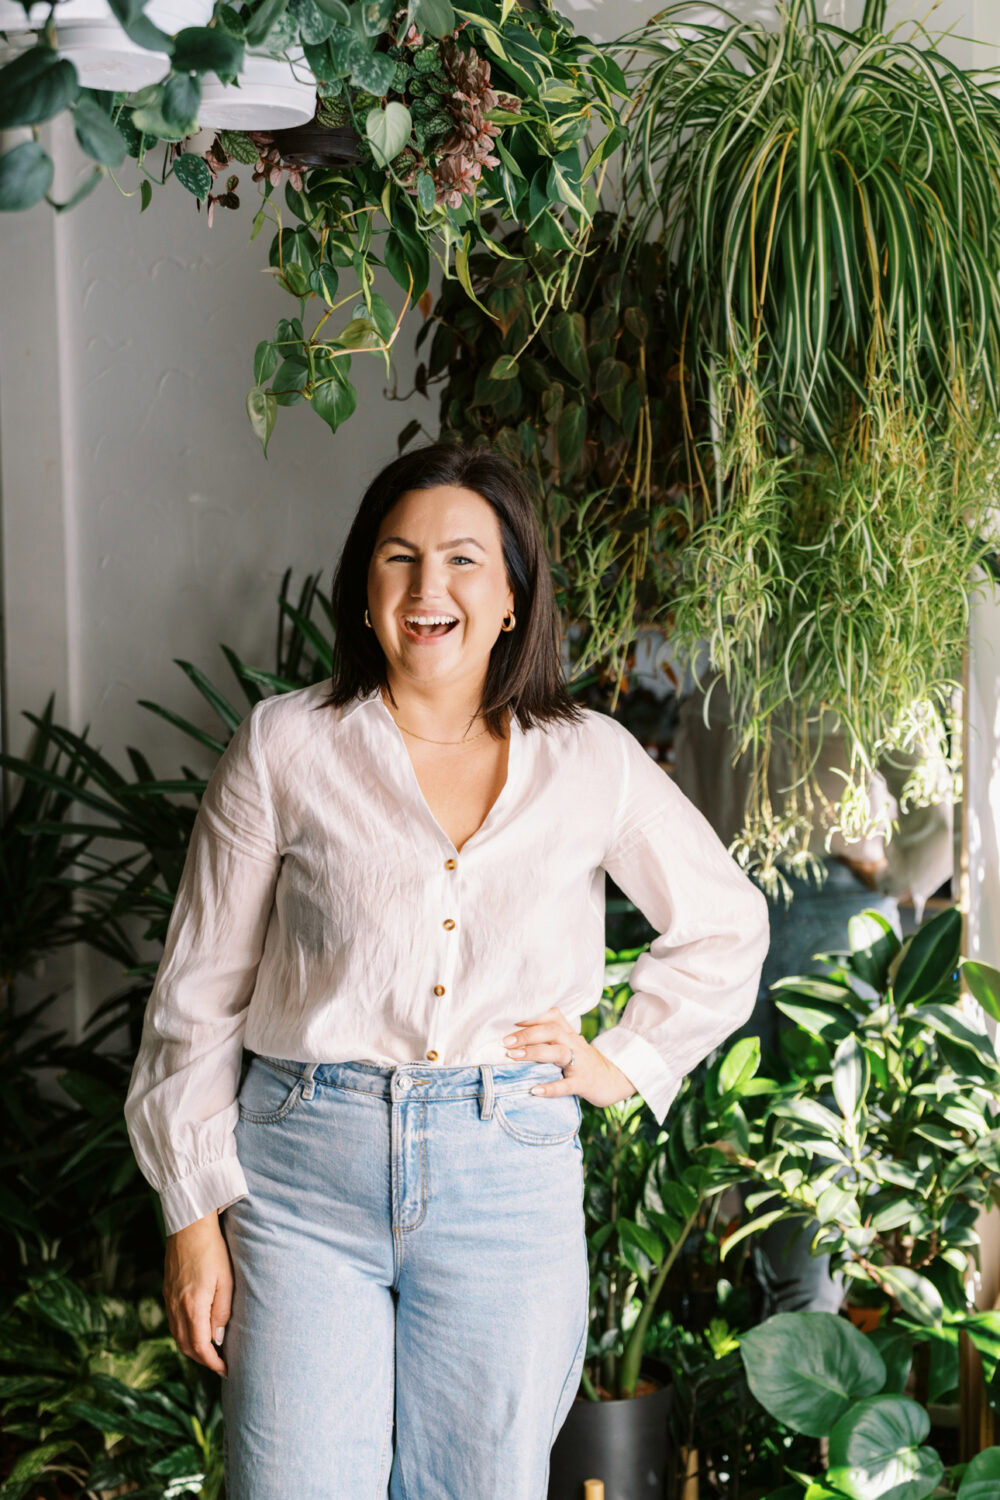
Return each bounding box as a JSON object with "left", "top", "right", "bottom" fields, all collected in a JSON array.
[{"left": 502, "top": 1006, "right": 638, "bottom": 1110}]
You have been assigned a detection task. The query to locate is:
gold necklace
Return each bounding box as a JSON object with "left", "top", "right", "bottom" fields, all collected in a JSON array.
[{"left": 379, "top": 689, "right": 489, "bottom": 745}]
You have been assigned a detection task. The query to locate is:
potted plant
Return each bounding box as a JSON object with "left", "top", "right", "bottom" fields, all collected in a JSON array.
[
  {"left": 405, "top": 208, "right": 684, "bottom": 707},
  {"left": 604, "top": 0, "right": 1000, "bottom": 896},
  {"left": 721, "top": 904, "right": 1000, "bottom": 1423},
  {"left": 548, "top": 951, "right": 773, "bottom": 1500}
]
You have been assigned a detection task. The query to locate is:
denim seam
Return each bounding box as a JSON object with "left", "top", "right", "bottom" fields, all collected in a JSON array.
[
  {"left": 546, "top": 1230, "right": 589, "bottom": 1467},
  {"left": 237, "top": 1076, "right": 305, "bottom": 1125},
  {"left": 374, "top": 1361, "right": 395, "bottom": 1498}
]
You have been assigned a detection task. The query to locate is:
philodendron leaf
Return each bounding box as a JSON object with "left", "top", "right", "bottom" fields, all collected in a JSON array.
[
  {"left": 73, "top": 95, "right": 127, "bottom": 165},
  {"left": 246, "top": 386, "right": 277, "bottom": 457},
  {"left": 0, "top": 46, "right": 78, "bottom": 129},
  {"left": 0, "top": 140, "right": 53, "bottom": 209},
  {"left": 161, "top": 71, "right": 202, "bottom": 129},
  {"left": 956, "top": 1446, "right": 1000, "bottom": 1498},
  {"left": 312, "top": 372, "right": 357, "bottom": 430},
  {"left": 365, "top": 101, "right": 411, "bottom": 168},
  {"left": 877, "top": 1265, "right": 944, "bottom": 1327},
  {"left": 739, "top": 1311, "right": 885, "bottom": 1437},
  {"left": 825, "top": 1394, "right": 943, "bottom": 1500},
  {"left": 171, "top": 27, "right": 245, "bottom": 77}
]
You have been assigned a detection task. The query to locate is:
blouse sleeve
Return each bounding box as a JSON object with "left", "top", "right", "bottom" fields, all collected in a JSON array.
[
  {"left": 591, "top": 717, "right": 771, "bottom": 1126},
  {"left": 123, "top": 700, "right": 281, "bottom": 1235}
]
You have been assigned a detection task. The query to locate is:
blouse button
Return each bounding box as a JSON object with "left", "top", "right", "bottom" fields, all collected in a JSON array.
[
  {"left": 444, "top": 857, "right": 457, "bottom": 870},
  {"left": 425, "top": 1050, "right": 439, "bottom": 1061},
  {"left": 433, "top": 984, "right": 446, "bottom": 996},
  {"left": 443, "top": 918, "right": 455, "bottom": 930}
]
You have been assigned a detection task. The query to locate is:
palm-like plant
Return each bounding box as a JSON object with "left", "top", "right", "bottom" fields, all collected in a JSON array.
[{"left": 610, "top": 0, "right": 1000, "bottom": 896}]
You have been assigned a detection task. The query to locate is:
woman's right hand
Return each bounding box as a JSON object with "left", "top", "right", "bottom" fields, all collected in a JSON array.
[{"left": 163, "top": 1210, "right": 233, "bottom": 1377}]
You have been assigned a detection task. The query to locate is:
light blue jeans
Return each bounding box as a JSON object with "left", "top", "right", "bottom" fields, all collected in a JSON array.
[{"left": 218, "top": 1053, "right": 589, "bottom": 1500}]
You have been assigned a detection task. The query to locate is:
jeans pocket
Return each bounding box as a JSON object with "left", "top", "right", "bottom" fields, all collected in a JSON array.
[
  {"left": 493, "top": 1088, "right": 582, "bottom": 1146},
  {"left": 237, "top": 1056, "right": 306, "bottom": 1124}
]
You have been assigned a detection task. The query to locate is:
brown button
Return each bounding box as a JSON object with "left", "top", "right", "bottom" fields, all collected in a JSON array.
[
  {"left": 433, "top": 984, "right": 446, "bottom": 996},
  {"left": 443, "top": 918, "right": 455, "bottom": 930},
  {"left": 425, "top": 1049, "right": 439, "bottom": 1061},
  {"left": 444, "top": 857, "right": 457, "bottom": 870}
]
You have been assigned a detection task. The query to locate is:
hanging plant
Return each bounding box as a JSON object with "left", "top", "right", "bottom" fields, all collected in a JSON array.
[
  {"left": 610, "top": 0, "right": 1000, "bottom": 898},
  {"left": 401, "top": 209, "right": 689, "bottom": 706},
  {"left": 0, "top": 0, "right": 628, "bottom": 444}
]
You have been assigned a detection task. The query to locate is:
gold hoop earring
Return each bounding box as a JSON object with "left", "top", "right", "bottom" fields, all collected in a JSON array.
[
  {"left": 364, "top": 608, "right": 372, "bottom": 627},
  {"left": 501, "top": 610, "right": 515, "bottom": 632}
]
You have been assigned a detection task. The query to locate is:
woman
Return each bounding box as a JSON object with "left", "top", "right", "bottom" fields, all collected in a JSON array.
[{"left": 124, "top": 441, "right": 770, "bottom": 1500}]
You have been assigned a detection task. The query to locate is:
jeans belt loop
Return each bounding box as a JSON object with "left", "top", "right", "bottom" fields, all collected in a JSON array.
[
  {"left": 479, "top": 1063, "right": 495, "bottom": 1120},
  {"left": 301, "top": 1061, "right": 319, "bottom": 1101}
]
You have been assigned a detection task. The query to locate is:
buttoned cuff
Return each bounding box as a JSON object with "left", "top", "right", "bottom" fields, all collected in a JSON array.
[
  {"left": 590, "top": 1024, "right": 683, "bottom": 1126},
  {"left": 160, "top": 1153, "right": 249, "bottom": 1237}
]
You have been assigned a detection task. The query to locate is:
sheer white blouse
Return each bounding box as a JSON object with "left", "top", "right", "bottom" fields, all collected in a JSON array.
[{"left": 124, "top": 680, "right": 770, "bottom": 1234}]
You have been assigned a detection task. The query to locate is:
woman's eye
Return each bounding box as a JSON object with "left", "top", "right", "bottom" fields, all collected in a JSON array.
[{"left": 386, "top": 554, "right": 474, "bottom": 565}]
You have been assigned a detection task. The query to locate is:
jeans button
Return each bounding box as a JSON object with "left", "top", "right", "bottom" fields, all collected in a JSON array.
[{"left": 397, "top": 1076, "right": 413, "bottom": 1091}]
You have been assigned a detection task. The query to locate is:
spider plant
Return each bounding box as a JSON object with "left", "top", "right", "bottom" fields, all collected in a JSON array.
[{"left": 609, "top": 0, "right": 1000, "bottom": 896}]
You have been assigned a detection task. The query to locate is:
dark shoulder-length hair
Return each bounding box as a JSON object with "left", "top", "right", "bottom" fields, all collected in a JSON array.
[{"left": 315, "top": 440, "right": 586, "bottom": 737}]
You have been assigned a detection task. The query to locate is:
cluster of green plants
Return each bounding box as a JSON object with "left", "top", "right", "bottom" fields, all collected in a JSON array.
[
  {"left": 0, "top": 0, "right": 627, "bottom": 443},
  {"left": 4, "top": 584, "right": 1000, "bottom": 1492},
  {"left": 595, "top": 0, "right": 1000, "bottom": 894},
  {"left": 399, "top": 207, "right": 689, "bottom": 704}
]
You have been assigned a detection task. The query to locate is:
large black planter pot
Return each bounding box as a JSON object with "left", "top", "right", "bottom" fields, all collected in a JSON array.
[{"left": 548, "top": 1357, "right": 674, "bottom": 1500}]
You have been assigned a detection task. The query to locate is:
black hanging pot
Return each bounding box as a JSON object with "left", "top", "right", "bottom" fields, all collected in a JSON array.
[
  {"left": 268, "top": 121, "right": 364, "bottom": 166},
  {"left": 548, "top": 1355, "right": 674, "bottom": 1500}
]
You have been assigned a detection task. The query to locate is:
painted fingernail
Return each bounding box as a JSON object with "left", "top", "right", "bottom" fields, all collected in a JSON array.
[
  {"left": 214, "top": 1326, "right": 225, "bottom": 1343},
  {"left": 507, "top": 1048, "right": 525, "bottom": 1058},
  {"left": 530, "top": 1086, "right": 544, "bottom": 1095},
  {"left": 502, "top": 1034, "right": 517, "bottom": 1045}
]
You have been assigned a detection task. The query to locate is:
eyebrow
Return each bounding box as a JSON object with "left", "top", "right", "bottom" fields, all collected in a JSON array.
[{"left": 375, "top": 536, "right": 486, "bottom": 553}]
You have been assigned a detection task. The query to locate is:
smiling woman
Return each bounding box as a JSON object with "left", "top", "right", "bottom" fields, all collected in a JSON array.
[{"left": 123, "top": 439, "right": 770, "bottom": 1500}]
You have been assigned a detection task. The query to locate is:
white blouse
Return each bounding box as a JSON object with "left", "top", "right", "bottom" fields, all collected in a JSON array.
[{"left": 124, "top": 680, "right": 770, "bottom": 1234}]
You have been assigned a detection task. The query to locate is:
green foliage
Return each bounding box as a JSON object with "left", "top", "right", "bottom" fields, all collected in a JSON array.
[
  {"left": 611, "top": 0, "right": 1000, "bottom": 896},
  {"left": 0, "top": 0, "right": 628, "bottom": 445},
  {"left": 411, "top": 211, "right": 688, "bottom": 704}
]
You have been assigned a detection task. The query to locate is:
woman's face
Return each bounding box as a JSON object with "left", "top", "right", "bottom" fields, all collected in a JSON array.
[{"left": 367, "top": 485, "right": 516, "bottom": 697}]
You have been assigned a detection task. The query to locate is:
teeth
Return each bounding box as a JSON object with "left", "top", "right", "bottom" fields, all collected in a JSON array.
[{"left": 403, "top": 616, "right": 458, "bottom": 626}]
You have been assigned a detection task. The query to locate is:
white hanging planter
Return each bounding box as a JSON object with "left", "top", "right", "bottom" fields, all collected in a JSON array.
[
  {"left": 196, "top": 49, "right": 316, "bottom": 131},
  {"left": 0, "top": 0, "right": 212, "bottom": 90}
]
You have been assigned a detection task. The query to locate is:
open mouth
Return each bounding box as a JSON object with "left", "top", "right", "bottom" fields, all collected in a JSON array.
[{"left": 401, "top": 617, "right": 459, "bottom": 639}]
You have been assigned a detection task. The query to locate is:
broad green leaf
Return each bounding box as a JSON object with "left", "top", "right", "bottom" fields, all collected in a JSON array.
[
  {"left": 416, "top": 0, "right": 455, "bottom": 37},
  {"left": 893, "top": 907, "right": 961, "bottom": 1007},
  {"left": 962, "top": 960, "right": 1000, "bottom": 1022},
  {"left": 312, "top": 372, "right": 357, "bottom": 430},
  {"left": 73, "top": 95, "right": 127, "bottom": 166},
  {"left": 0, "top": 140, "right": 53, "bottom": 210},
  {"left": 826, "top": 1395, "right": 942, "bottom": 1500},
  {"left": 171, "top": 27, "right": 244, "bottom": 76},
  {"left": 253, "top": 341, "right": 278, "bottom": 384},
  {"left": 739, "top": 1311, "right": 885, "bottom": 1437},
  {"left": 551, "top": 310, "right": 589, "bottom": 386},
  {"left": 160, "top": 70, "right": 202, "bottom": 130},
  {"left": 833, "top": 1034, "right": 869, "bottom": 1120},
  {"left": 172, "top": 153, "right": 211, "bottom": 199},
  {"left": 0, "top": 46, "right": 78, "bottom": 130},
  {"left": 878, "top": 1265, "right": 944, "bottom": 1327},
  {"left": 957, "top": 1448, "right": 1000, "bottom": 1499},
  {"left": 848, "top": 910, "right": 901, "bottom": 992},
  {"left": 246, "top": 386, "right": 277, "bottom": 456},
  {"left": 718, "top": 1034, "right": 760, "bottom": 1095},
  {"left": 365, "top": 101, "right": 411, "bottom": 168}
]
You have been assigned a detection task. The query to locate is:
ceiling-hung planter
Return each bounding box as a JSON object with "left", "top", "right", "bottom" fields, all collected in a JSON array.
[
  {"left": 0, "top": 0, "right": 212, "bottom": 89},
  {"left": 196, "top": 47, "right": 316, "bottom": 130}
]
